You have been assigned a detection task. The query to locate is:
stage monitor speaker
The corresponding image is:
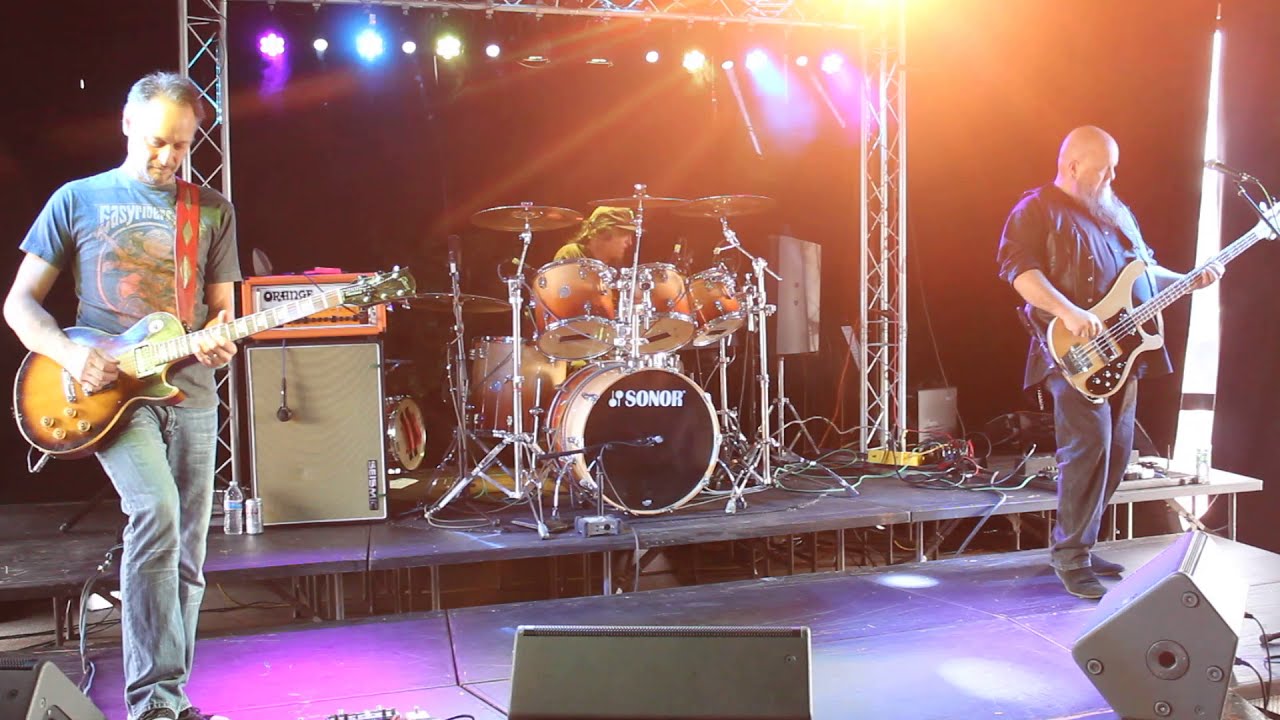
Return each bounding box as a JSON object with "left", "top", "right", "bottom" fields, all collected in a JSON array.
[
  {"left": 1071, "top": 530, "right": 1248, "bottom": 720},
  {"left": 0, "top": 657, "right": 106, "bottom": 720},
  {"left": 246, "top": 341, "right": 387, "bottom": 525},
  {"left": 508, "top": 625, "right": 812, "bottom": 720}
]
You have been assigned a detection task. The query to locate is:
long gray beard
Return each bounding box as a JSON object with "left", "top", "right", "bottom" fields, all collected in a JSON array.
[{"left": 1083, "top": 187, "right": 1127, "bottom": 228}]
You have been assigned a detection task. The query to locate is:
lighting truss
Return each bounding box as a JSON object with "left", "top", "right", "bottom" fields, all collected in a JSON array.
[
  {"left": 858, "top": 0, "right": 906, "bottom": 453},
  {"left": 180, "top": 0, "right": 242, "bottom": 492}
]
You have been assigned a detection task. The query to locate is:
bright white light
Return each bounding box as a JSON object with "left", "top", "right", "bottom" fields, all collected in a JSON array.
[
  {"left": 356, "top": 29, "right": 385, "bottom": 61},
  {"left": 682, "top": 49, "right": 706, "bottom": 73},
  {"left": 258, "top": 32, "right": 286, "bottom": 59},
  {"left": 436, "top": 34, "right": 462, "bottom": 60},
  {"left": 795, "top": 55, "right": 809, "bottom": 67},
  {"left": 485, "top": 43, "right": 501, "bottom": 58},
  {"left": 745, "top": 49, "right": 768, "bottom": 71},
  {"left": 721, "top": 59, "right": 734, "bottom": 70},
  {"left": 645, "top": 50, "right": 660, "bottom": 64},
  {"left": 586, "top": 58, "right": 613, "bottom": 67},
  {"left": 313, "top": 37, "right": 329, "bottom": 53},
  {"left": 820, "top": 53, "right": 844, "bottom": 75},
  {"left": 402, "top": 40, "right": 417, "bottom": 55},
  {"left": 873, "top": 573, "right": 940, "bottom": 590}
]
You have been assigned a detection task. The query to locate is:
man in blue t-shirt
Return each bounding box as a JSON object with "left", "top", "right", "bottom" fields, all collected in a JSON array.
[
  {"left": 4, "top": 72, "right": 241, "bottom": 720},
  {"left": 996, "top": 126, "right": 1222, "bottom": 600}
]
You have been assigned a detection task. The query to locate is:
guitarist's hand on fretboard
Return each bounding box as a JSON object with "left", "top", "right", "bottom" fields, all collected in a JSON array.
[
  {"left": 194, "top": 309, "right": 237, "bottom": 369},
  {"left": 1186, "top": 261, "right": 1225, "bottom": 291},
  {"left": 1060, "top": 306, "right": 1105, "bottom": 339}
]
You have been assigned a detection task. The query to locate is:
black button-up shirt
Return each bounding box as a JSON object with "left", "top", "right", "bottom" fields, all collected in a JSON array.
[{"left": 996, "top": 184, "right": 1172, "bottom": 389}]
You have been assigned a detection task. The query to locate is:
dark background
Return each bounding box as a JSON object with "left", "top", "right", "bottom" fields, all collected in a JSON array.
[{"left": 0, "top": 1, "right": 1275, "bottom": 552}]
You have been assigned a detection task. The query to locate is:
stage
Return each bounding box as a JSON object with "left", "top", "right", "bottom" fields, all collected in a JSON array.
[{"left": 26, "top": 532, "right": 1280, "bottom": 720}]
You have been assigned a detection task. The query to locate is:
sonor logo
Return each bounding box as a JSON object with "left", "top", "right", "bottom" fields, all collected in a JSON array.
[
  {"left": 262, "top": 289, "right": 315, "bottom": 302},
  {"left": 608, "top": 389, "right": 687, "bottom": 408}
]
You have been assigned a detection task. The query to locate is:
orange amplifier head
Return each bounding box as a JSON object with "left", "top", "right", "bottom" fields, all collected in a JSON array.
[{"left": 241, "top": 273, "right": 388, "bottom": 340}]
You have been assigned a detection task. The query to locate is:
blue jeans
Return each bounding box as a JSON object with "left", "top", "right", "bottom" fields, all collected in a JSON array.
[
  {"left": 96, "top": 405, "right": 218, "bottom": 720},
  {"left": 1044, "top": 373, "right": 1138, "bottom": 572}
]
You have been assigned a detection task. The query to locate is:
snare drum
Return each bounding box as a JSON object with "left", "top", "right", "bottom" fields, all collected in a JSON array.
[
  {"left": 469, "top": 336, "right": 567, "bottom": 433},
  {"left": 545, "top": 363, "right": 720, "bottom": 515},
  {"left": 688, "top": 268, "right": 746, "bottom": 346},
  {"left": 531, "top": 259, "right": 617, "bottom": 360},
  {"left": 386, "top": 396, "right": 427, "bottom": 471},
  {"left": 633, "top": 263, "right": 696, "bottom": 354}
]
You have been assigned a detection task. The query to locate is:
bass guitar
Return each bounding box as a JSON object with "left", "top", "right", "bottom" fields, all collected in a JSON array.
[
  {"left": 1042, "top": 207, "right": 1277, "bottom": 402},
  {"left": 13, "top": 267, "right": 416, "bottom": 458}
]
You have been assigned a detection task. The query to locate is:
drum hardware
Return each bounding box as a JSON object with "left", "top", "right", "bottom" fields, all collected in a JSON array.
[{"left": 773, "top": 356, "right": 820, "bottom": 463}]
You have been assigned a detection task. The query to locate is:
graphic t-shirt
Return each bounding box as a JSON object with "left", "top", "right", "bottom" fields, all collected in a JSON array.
[{"left": 20, "top": 168, "right": 242, "bottom": 407}]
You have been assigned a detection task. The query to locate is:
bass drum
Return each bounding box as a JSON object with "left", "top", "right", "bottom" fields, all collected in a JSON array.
[
  {"left": 386, "top": 396, "right": 427, "bottom": 472},
  {"left": 546, "top": 363, "right": 720, "bottom": 515}
]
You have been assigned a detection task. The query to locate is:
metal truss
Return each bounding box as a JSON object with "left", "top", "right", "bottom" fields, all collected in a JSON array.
[
  {"left": 257, "top": 0, "right": 857, "bottom": 29},
  {"left": 858, "top": 0, "right": 906, "bottom": 452},
  {"left": 180, "top": 0, "right": 242, "bottom": 493}
]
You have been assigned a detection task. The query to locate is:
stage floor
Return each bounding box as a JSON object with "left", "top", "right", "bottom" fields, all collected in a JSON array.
[{"left": 37, "top": 533, "right": 1280, "bottom": 720}]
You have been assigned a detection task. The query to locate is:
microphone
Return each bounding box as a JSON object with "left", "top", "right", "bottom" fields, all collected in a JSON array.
[
  {"left": 277, "top": 374, "right": 293, "bottom": 422},
  {"left": 639, "top": 435, "right": 664, "bottom": 447},
  {"left": 1205, "top": 159, "right": 1255, "bottom": 183},
  {"left": 447, "top": 234, "right": 462, "bottom": 277}
]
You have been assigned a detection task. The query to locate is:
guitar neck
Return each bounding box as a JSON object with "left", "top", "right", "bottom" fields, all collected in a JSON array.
[
  {"left": 149, "top": 288, "right": 349, "bottom": 365},
  {"left": 1130, "top": 224, "right": 1266, "bottom": 324}
]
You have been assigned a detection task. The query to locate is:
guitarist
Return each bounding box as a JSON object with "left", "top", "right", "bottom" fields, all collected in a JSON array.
[
  {"left": 996, "top": 126, "right": 1223, "bottom": 600},
  {"left": 3, "top": 72, "right": 240, "bottom": 720}
]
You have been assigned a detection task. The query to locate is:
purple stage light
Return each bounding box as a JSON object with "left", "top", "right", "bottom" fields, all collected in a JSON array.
[
  {"left": 821, "top": 53, "right": 844, "bottom": 75},
  {"left": 258, "top": 31, "right": 286, "bottom": 59}
]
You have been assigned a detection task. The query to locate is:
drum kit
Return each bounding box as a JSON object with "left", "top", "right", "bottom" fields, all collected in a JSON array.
[{"left": 405, "top": 185, "right": 785, "bottom": 537}]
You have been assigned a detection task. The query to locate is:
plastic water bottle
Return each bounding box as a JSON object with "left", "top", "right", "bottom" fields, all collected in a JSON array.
[{"left": 223, "top": 480, "right": 245, "bottom": 535}]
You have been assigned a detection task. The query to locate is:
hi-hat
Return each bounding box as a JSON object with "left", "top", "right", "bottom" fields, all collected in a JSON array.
[
  {"left": 588, "top": 193, "right": 689, "bottom": 210},
  {"left": 405, "top": 293, "right": 510, "bottom": 313},
  {"left": 471, "top": 205, "right": 583, "bottom": 232},
  {"left": 674, "top": 195, "right": 776, "bottom": 218}
]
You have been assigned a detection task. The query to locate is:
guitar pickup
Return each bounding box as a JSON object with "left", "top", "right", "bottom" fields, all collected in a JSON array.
[{"left": 133, "top": 345, "right": 158, "bottom": 378}]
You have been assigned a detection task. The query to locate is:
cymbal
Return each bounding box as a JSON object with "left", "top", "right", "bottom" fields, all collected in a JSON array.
[
  {"left": 673, "top": 194, "right": 776, "bottom": 218},
  {"left": 471, "top": 205, "right": 583, "bottom": 232},
  {"left": 588, "top": 194, "right": 689, "bottom": 210},
  {"left": 405, "top": 293, "right": 510, "bottom": 314}
]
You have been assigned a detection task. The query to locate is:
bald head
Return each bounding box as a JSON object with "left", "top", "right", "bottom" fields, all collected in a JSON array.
[{"left": 1054, "top": 126, "right": 1119, "bottom": 206}]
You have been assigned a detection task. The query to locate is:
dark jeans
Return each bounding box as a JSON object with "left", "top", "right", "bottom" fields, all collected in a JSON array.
[{"left": 1044, "top": 372, "right": 1138, "bottom": 571}]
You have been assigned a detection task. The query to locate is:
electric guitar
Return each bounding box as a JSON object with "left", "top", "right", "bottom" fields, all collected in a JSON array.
[
  {"left": 1041, "top": 205, "right": 1279, "bottom": 402},
  {"left": 13, "top": 267, "right": 416, "bottom": 458}
]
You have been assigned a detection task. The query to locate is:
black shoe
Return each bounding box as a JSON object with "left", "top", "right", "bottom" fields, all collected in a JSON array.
[
  {"left": 1090, "top": 553, "right": 1125, "bottom": 576},
  {"left": 137, "top": 709, "right": 178, "bottom": 720},
  {"left": 178, "top": 708, "right": 229, "bottom": 720},
  {"left": 1055, "top": 567, "right": 1107, "bottom": 599}
]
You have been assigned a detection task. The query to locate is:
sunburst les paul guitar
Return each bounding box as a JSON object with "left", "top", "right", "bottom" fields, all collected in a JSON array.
[
  {"left": 1041, "top": 206, "right": 1278, "bottom": 403},
  {"left": 13, "top": 267, "right": 416, "bottom": 458}
]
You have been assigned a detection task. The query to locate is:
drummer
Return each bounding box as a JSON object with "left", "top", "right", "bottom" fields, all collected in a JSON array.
[{"left": 553, "top": 206, "right": 636, "bottom": 267}]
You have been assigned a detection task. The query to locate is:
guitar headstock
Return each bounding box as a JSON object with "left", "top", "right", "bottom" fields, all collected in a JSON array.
[
  {"left": 341, "top": 267, "right": 417, "bottom": 307},
  {"left": 1254, "top": 202, "right": 1280, "bottom": 240}
]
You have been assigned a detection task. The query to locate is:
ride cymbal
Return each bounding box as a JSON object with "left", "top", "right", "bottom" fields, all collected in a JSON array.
[
  {"left": 470, "top": 205, "right": 584, "bottom": 232},
  {"left": 673, "top": 194, "right": 776, "bottom": 218},
  {"left": 404, "top": 293, "right": 510, "bottom": 313},
  {"left": 588, "top": 194, "right": 689, "bottom": 210}
]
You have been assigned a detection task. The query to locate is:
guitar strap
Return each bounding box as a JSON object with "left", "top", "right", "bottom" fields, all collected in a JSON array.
[{"left": 174, "top": 179, "right": 201, "bottom": 330}]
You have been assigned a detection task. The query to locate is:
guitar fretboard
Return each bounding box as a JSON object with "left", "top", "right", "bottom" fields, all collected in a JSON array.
[
  {"left": 1128, "top": 221, "right": 1271, "bottom": 326},
  {"left": 149, "top": 289, "right": 348, "bottom": 365}
]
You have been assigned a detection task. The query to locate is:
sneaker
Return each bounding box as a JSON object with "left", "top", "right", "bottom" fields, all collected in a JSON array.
[
  {"left": 178, "top": 708, "right": 229, "bottom": 720},
  {"left": 1055, "top": 567, "right": 1107, "bottom": 599},
  {"left": 1090, "top": 553, "right": 1125, "bottom": 576},
  {"left": 136, "top": 709, "right": 178, "bottom": 720}
]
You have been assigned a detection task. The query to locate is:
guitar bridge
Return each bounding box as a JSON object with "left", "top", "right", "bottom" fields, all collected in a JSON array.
[{"left": 61, "top": 369, "right": 77, "bottom": 404}]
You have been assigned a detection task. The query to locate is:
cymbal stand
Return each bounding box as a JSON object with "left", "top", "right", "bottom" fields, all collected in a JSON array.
[
  {"left": 427, "top": 204, "right": 550, "bottom": 538},
  {"left": 446, "top": 245, "right": 471, "bottom": 477},
  {"left": 712, "top": 216, "right": 779, "bottom": 508},
  {"left": 712, "top": 337, "right": 752, "bottom": 478},
  {"left": 619, "top": 184, "right": 650, "bottom": 362}
]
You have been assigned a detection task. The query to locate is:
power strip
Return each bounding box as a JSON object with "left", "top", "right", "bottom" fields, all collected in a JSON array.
[{"left": 866, "top": 448, "right": 941, "bottom": 466}]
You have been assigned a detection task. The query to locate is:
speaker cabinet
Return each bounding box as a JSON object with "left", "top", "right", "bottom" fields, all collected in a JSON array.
[
  {"left": 0, "top": 658, "right": 106, "bottom": 720},
  {"left": 509, "top": 626, "right": 812, "bottom": 720},
  {"left": 246, "top": 342, "right": 387, "bottom": 525},
  {"left": 1071, "top": 531, "right": 1248, "bottom": 720}
]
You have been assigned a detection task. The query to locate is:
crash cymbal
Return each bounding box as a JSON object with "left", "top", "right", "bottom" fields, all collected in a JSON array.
[
  {"left": 470, "top": 205, "right": 584, "bottom": 232},
  {"left": 588, "top": 194, "right": 689, "bottom": 210},
  {"left": 673, "top": 194, "right": 777, "bottom": 218},
  {"left": 405, "top": 293, "right": 510, "bottom": 313}
]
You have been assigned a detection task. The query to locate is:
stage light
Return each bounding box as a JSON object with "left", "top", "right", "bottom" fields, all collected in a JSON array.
[
  {"left": 313, "top": 37, "right": 329, "bottom": 53},
  {"left": 258, "top": 31, "right": 286, "bottom": 59},
  {"left": 436, "top": 34, "right": 462, "bottom": 60},
  {"left": 745, "top": 49, "right": 768, "bottom": 71},
  {"left": 356, "top": 28, "right": 385, "bottom": 61},
  {"left": 485, "top": 43, "right": 501, "bottom": 58},
  {"left": 402, "top": 40, "right": 417, "bottom": 55},
  {"left": 645, "top": 50, "right": 660, "bottom": 64},
  {"left": 821, "top": 53, "right": 844, "bottom": 75},
  {"left": 682, "top": 49, "right": 706, "bottom": 73},
  {"left": 795, "top": 55, "right": 809, "bottom": 67},
  {"left": 587, "top": 58, "right": 613, "bottom": 67},
  {"left": 721, "top": 59, "right": 735, "bottom": 70}
]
